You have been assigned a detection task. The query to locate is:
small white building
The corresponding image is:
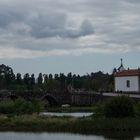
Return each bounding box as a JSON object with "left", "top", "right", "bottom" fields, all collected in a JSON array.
[{"left": 114, "top": 59, "right": 140, "bottom": 93}]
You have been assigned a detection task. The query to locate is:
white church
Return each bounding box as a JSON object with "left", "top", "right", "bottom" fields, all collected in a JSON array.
[{"left": 114, "top": 59, "right": 140, "bottom": 93}]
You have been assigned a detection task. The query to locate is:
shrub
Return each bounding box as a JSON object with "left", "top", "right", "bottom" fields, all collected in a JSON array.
[
  {"left": 0, "top": 98, "right": 43, "bottom": 115},
  {"left": 14, "top": 98, "right": 33, "bottom": 114},
  {"left": 104, "top": 96, "right": 135, "bottom": 118},
  {"left": 135, "top": 102, "right": 140, "bottom": 116},
  {"left": 0, "top": 100, "right": 15, "bottom": 114}
]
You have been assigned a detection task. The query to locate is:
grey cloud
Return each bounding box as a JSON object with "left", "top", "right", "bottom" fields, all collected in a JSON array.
[
  {"left": 0, "top": 10, "right": 24, "bottom": 27},
  {"left": 0, "top": 5, "right": 94, "bottom": 39},
  {"left": 28, "top": 13, "right": 66, "bottom": 38},
  {"left": 28, "top": 14, "right": 94, "bottom": 38},
  {"left": 0, "top": 0, "right": 140, "bottom": 58},
  {"left": 80, "top": 20, "right": 94, "bottom": 35},
  {"left": 63, "top": 20, "right": 94, "bottom": 38}
]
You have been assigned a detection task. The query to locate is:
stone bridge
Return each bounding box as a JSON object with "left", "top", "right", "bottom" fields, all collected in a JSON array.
[
  {"left": 0, "top": 90, "right": 71, "bottom": 106},
  {"left": 0, "top": 90, "right": 140, "bottom": 106},
  {"left": 71, "top": 91, "right": 140, "bottom": 105},
  {"left": 0, "top": 90, "right": 104, "bottom": 106}
]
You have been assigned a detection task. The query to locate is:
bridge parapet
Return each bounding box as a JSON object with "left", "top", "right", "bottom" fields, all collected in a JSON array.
[
  {"left": 0, "top": 90, "right": 71, "bottom": 105},
  {"left": 2, "top": 90, "right": 138, "bottom": 106},
  {"left": 71, "top": 92, "right": 102, "bottom": 105}
]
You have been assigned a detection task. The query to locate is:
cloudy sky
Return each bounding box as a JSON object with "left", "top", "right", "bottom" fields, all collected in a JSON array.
[{"left": 0, "top": 0, "right": 140, "bottom": 75}]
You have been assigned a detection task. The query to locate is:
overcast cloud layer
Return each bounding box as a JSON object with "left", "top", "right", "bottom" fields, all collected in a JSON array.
[{"left": 0, "top": 0, "right": 140, "bottom": 59}]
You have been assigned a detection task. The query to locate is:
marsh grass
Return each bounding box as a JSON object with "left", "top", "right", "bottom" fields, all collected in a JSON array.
[
  {"left": 1, "top": 96, "right": 140, "bottom": 133},
  {"left": 0, "top": 115, "right": 140, "bottom": 133}
]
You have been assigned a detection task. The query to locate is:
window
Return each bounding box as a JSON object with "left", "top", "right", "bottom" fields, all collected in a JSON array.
[{"left": 126, "top": 80, "right": 130, "bottom": 88}]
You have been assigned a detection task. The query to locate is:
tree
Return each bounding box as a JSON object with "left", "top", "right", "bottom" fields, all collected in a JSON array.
[
  {"left": 37, "top": 73, "right": 43, "bottom": 85},
  {"left": 44, "top": 74, "right": 48, "bottom": 84},
  {"left": 67, "top": 72, "right": 72, "bottom": 85},
  {"left": 16, "top": 73, "right": 22, "bottom": 85},
  {"left": 31, "top": 74, "right": 35, "bottom": 86},
  {"left": 23, "top": 73, "right": 30, "bottom": 86},
  {"left": 49, "top": 74, "right": 53, "bottom": 80},
  {"left": 0, "top": 64, "right": 15, "bottom": 88},
  {"left": 54, "top": 74, "right": 59, "bottom": 80},
  {"left": 112, "top": 68, "right": 117, "bottom": 74},
  {"left": 59, "top": 73, "right": 66, "bottom": 90}
]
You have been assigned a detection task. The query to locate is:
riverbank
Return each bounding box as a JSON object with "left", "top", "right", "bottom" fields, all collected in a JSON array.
[{"left": 1, "top": 115, "right": 140, "bottom": 133}]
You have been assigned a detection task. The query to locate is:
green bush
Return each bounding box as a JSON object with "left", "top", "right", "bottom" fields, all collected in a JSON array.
[
  {"left": 0, "top": 100, "right": 15, "bottom": 114},
  {"left": 104, "top": 96, "right": 135, "bottom": 118},
  {"left": 135, "top": 102, "right": 140, "bottom": 116},
  {"left": 0, "top": 98, "right": 43, "bottom": 115}
]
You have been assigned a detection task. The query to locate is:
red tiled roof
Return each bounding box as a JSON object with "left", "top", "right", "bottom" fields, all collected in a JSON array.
[{"left": 114, "top": 69, "right": 140, "bottom": 77}]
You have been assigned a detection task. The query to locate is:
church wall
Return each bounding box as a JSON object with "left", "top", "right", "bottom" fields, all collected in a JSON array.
[{"left": 115, "top": 76, "right": 139, "bottom": 92}]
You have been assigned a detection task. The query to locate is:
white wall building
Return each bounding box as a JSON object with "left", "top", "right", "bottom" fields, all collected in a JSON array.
[{"left": 114, "top": 59, "right": 140, "bottom": 93}]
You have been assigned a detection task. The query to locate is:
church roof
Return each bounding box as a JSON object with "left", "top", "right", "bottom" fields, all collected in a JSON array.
[
  {"left": 114, "top": 69, "right": 140, "bottom": 77},
  {"left": 117, "top": 58, "right": 125, "bottom": 72},
  {"left": 117, "top": 65, "right": 125, "bottom": 72}
]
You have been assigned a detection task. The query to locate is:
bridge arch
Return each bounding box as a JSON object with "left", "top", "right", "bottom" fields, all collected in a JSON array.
[{"left": 41, "top": 94, "right": 59, "bottom": 107}]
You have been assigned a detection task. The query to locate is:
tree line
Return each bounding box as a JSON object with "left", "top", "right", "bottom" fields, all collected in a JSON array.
[{"left": 0, "top": 64, "right": 114, "bottom": 92}]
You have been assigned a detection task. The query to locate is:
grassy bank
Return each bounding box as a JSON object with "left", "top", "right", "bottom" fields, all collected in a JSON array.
[
  {"left": 1, "top": 96, "right": 140, "bottom": 135},
  {"left": 1, "top": 115, "right": 140, "bottom": 133}
]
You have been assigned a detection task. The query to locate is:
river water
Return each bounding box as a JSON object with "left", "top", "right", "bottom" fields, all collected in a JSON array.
[
  {"left": 0, "top": 132, "right": 140, "bottom": 140},
  {"left": 40, "top": 112, "right": 93, "bottom": 117}
]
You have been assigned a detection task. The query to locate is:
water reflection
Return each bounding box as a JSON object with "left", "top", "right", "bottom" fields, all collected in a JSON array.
[
  {"left": 0, "top": 132, "right": 104, "bottom": 140},
  {"left": 40, "top": 112, "right": 93, "bottom": 117},
  {"left": 0, "top": 132, "right": 139, "bottom": 140},
  {"left": 101, "top": 131, "right": 140, "bottom": 140}
]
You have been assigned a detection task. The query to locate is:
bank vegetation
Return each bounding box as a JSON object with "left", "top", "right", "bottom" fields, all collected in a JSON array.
[{"left": 0, "top": 96, "right": 140, "bottom": 133}]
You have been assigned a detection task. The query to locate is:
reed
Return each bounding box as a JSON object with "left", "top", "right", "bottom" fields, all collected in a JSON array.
[{"left": 0, "top": 115, "right": 140, "bottom": 133}]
